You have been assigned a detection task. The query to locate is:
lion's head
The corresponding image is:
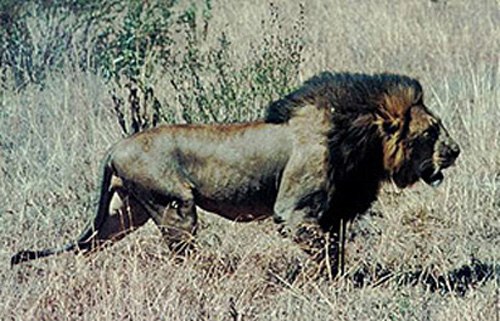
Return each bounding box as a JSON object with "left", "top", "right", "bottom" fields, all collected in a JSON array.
[
  {"left": 380, "top": 93, "right": 460, "bottom": 188},
  {"left": 265, "top": 72, "right": 460, "bottom": 189}
]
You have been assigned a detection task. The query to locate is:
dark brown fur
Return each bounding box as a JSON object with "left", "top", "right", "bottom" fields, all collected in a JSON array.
[
  {"left": 12, "top": 72, "right": 460, "bottom": 272},
  {"left": 265, "top": 72, "right": 459, "bottom": 229}
]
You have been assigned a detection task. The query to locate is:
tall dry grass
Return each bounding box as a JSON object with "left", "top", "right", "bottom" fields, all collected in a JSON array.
[{"left": 1, "top": 0, "right": 499, "bottom": 320}]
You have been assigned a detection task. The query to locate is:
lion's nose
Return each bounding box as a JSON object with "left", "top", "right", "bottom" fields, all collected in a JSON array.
[
  {"left": 443, "top": 141, "right": 460, "bottom": 162},
  {"left": 448, "top": 142, "right": 460, "bottom": 159}
]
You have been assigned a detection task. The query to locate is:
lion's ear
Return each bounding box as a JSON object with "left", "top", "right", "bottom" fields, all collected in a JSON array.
[{"left": 381, "top": 90, "right": 415, "bottom": 120}]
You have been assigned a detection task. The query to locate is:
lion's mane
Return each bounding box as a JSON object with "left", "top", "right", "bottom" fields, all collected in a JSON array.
[
  {"left": 265, "top": 72, "right": 424, "bottom": 229},
  {"left": 265, "top": 72, "right": 422, "bottom": 123}
]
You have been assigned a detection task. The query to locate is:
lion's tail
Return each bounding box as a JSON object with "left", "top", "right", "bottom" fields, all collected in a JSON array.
[{"left": 11, "top": 158, "right": 115, "bottom": 266}]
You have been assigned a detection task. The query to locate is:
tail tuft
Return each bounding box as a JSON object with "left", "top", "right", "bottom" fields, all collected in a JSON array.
[{"left": 11, "top": 250, "right": 39, "bottom": 266}]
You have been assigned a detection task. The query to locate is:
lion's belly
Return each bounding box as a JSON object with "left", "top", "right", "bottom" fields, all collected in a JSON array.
[{"left": 192, "top": 181, "right": 278, "bottom": 222}]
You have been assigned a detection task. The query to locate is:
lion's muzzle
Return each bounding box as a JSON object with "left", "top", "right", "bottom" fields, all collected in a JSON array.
[{"left": 439, "top": 140, "right": 460, "bottom": 168}]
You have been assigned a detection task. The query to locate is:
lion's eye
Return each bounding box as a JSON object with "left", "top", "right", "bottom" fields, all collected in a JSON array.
[{"left": 423, "top": 127, "right": 439, "bottom": 141}]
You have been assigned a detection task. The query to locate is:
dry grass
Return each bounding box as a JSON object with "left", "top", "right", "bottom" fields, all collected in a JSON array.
[{"left": 1, "top": 0, "right": 499, "bottom": 320}]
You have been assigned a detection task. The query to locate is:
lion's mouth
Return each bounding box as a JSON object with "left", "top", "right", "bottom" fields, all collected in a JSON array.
[{"left": 420, "top": 166, "right": 444, "bottom": 187}]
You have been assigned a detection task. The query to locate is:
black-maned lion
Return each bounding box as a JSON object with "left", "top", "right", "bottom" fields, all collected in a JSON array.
[{"left": 12, "top": 72, "right": 460, "bottom": 274}]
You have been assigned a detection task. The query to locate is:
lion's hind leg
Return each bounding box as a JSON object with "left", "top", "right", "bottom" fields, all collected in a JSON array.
[
  {"left": 11, "top": 190, "right": 152, "bottom": 266},
  {"left": 11, "top": 163, "right": 140, "bottom": 266},
  {"left": 158, "top": 199, "right": 198, "bottom": 254},
  {"left": 11, "top": 188, "right": 151, "bottom": 266},
  {"left": 126, "top": 180, "right": 198, "bottom": 254},
  {"left": 78, "top": 190, "right": 151, "bottom": 254}
]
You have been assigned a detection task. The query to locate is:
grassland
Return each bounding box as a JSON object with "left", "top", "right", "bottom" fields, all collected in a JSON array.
[{"left": 1, "top": 0, "right": 499, "bottom": 320}]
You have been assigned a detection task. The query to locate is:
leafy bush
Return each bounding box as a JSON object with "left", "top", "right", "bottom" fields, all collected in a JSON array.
[
  {"left": 0, "top": 0, "right": 305, "bottom": 134},
  {"left": 161, "top": 2, "right": 305, "bottom": 125}
]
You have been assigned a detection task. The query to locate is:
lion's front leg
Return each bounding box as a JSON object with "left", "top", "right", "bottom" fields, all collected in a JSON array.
[
  {"left": 273, "top": 145, "right": 330, "bottom": 229},
  {"left": 272, "top": 146, "right": 337, "bottom": 278},
  {"left": 293, "top": 222, "right": 340, "bottom": 280}
]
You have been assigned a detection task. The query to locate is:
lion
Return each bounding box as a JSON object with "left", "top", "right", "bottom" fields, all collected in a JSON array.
[{"left": 11, "top": 72, "right": 460, "bottom": 276}]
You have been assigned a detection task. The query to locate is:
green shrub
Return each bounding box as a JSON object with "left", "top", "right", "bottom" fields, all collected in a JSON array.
[
  {"left": 164, "top": 2, "right": 305, "bottom": 125},
  {"left": 0, "top": 0, "right": 306, "bottom": 134}
]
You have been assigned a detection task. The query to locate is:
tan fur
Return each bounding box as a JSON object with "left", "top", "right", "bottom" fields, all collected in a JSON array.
[{"left": 12, "top": 72, "right": 460, "bottom": 274}]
